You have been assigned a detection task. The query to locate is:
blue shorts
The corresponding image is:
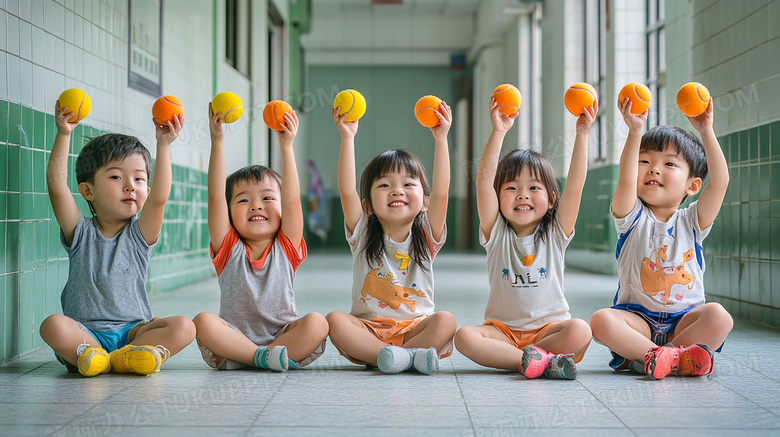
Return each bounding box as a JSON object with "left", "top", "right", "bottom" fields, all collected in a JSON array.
[
  {"left": 55, "top": 320, "right": 143, "bottom": 371},
  {"left": 609, "top": 303, "right": 696, "bottom": 371}
]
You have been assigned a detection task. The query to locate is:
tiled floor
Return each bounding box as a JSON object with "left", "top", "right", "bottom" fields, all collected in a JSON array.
[{"left": 2, "top": 252, "right": 780, "bottom": 436}]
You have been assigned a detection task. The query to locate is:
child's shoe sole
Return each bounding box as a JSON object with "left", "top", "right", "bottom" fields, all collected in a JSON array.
[{"left": 77, "top": 347, "right": 110, "bottom": 377}]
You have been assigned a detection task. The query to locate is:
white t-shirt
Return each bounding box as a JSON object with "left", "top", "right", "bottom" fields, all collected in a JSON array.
[
  {"left": 480, "top": 217, "right": 572, "bottom": 331},
  {"left": 346, "top": 212, "right": 445, "bottom": 321},
  {"left": 612, "top": 198, "right": 710, "bottom": 312}
]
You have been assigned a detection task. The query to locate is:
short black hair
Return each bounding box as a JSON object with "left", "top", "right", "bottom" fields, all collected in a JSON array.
[
  {"left": 225, "top": 165, "right": 282, "bottom": 226},
  {"left": 640, "top": 125, "right": 708, "bottom": 180},
  {"left": 75, "top": 133, "right": 151, "bottom": 185}
]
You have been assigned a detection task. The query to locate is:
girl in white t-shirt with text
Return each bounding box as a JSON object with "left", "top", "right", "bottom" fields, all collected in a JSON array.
[{"left": 454, "top": 95, "right": 597, "bottom": 379}]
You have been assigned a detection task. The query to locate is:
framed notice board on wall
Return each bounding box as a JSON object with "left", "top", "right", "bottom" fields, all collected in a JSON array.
[{"left": 128, "top": 0, "right": 162, "bottom": 96}]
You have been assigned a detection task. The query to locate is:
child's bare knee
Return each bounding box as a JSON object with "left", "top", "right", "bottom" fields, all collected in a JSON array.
[
  {"left": 161, "top": 316, "right": 195, "bottom": 344},
  {"left": 432, "top": 311, "right": 457, "bottom": 333},
  {"left": 454, "top": 326, "right": 476, "bottom": 349},
  {"left": 301, "top": 312, "right": 329, "bottom": 335}
]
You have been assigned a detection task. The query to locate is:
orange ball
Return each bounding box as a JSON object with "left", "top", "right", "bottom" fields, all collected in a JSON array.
[
  {"left": 152, "top": 95, "right": 184, "bottom": 126},
  {"left": 564, "top": 83, "right": 598, "bottom": 116},
  {"left": 618, "top": 82, "right": 652, "bottom": 114},
  {"left": 492, "top": 84, "right": 522, "bottom": 116},
  {"left": 414, "top": 95, "right": 443, "bottom": 128},
  {"left": 263, "top": 100, "right": 294, "bottom": 131},
  {"left": 677, "top": 82, "right": 710, "bottom": 117}
]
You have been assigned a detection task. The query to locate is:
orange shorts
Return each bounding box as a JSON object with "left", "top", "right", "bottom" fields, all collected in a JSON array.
[
  {"left": 484, "top": 319, "right": 588, "bottom": 363},
  {"left": 337, "top": 315, "right": 454, "bottom": 365}
]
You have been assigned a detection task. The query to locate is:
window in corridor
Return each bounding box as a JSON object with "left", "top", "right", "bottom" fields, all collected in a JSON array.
[
  {"left": 646, "top": 0, "right": 665, "bottom": 126},
  {"left": 585, "top": 0, "right": 607, "bottom": 163}
]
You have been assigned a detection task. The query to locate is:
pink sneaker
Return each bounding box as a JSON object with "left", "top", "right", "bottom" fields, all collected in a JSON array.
[
  {"left": 644, "top": 343, "right": 714, "bottom": 380},
  {"left": 520, "top": 345, "right": 577, "bottom": 380}
]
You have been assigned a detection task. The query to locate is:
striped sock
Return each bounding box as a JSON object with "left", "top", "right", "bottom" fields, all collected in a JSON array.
[{"left": 254, "top": 346, "right": 289, "bottom": 372}]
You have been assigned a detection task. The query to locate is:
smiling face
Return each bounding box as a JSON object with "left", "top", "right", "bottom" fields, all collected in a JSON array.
[
  {"left": 498, "top": 166, "right": 553, "bottom": 237},
  {"left": 80, "top": 154, "right": 150, "bottom": 220},
  {"left": 366, "top": 170, "right": 426, "bottom": 227},
  {"left": 229, "top": 177, "right": 282, "bottom": 241},
  {"left": 636, "top": 146, "right": 700, "bottom": 209}
]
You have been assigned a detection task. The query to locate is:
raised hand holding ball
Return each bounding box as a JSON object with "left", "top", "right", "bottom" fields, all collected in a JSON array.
[
  {"left": 564, "top": 83, "right": 598, "bottom": 116},
  {"left": 58, "top": 89, "right": 91, "bottom": 122},
  {"left": 152, "top": 95, "right": 184, "bottom": 127},
  {"left": 414, "top": 95, "right": 444, "bottom": 128},
  {"left": 211, "top": 92, "right": 244, "bottom": 123},
  {"left": 677, "top": 82, "right": 710, "bottom": 117},
  {"left": 333, "top": 89, "right": 367, "bottom": 122},
  {"left": 263, "top": 100, "right": 294, "bottom": 131},
  {"left": 492, "top": 84, "right": 522, "bottom": 116},
  {"left": 618, "top": 82, "right": 651, "bottom": 114}
]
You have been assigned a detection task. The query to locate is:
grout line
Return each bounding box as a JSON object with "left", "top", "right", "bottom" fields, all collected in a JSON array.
[{"left": 451, "top": 358, "right": 477, "bottom": 437}]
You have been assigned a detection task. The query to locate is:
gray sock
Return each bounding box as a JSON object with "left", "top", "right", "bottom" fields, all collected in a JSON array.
[
  {"left": 377, "top": 346, "right": 413, "bottom": 373},
  {"left": 411, "top": 347, "right": 439, "bottom": 374}
]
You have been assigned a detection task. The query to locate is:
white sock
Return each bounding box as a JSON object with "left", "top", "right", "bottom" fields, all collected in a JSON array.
[
  {"left": 377, "top": 346, "right": 413, "bottom": 373},
  {"left": 411, "top": 347, "right": 439, "bottom": 374}
]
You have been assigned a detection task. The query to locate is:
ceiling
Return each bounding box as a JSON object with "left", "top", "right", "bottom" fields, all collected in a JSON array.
[{"left": 311, "top": 0, "right": 484, "bottom": 17}]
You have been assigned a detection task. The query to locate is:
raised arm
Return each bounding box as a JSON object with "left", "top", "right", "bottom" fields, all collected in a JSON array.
[
  {"left": 557, "top": 101, "right": 596, "bottom": 237},
  {"left": 277, "top": 112, "right": 304, "bottom": 252},
  {"left": 612, "top": 97, "right": 648, "bottom": 219},
  {"left": 47, "top": 101, "right": 81, "bottom": 245},
  {"left": 688, "top": 100, "right": 728, "bottom": 229},
  {"left": 477, "top": 99, "right": 518, "bottom": 241},
  {"left": 333, "top": 107, "right": 362, "bottom": 234},
  {"left": 207, "top": 103, "right": 232, "bottom": 254},
  {"left": 426, "top": 102, "right": 452, "bottom": 242},
  {"left": 138, "top": 113, "right": 182, "bottom": 245}
]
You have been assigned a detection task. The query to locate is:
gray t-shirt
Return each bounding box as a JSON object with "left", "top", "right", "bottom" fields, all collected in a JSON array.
[
  {"left": 480, "top": 217, "right": 572, "bottom": 330},
  {"left": 60, "top": 215, "right": 155, "bottom": 331},
  {"left": 211, "top": 228, "right": 306, "bottom": 346}
]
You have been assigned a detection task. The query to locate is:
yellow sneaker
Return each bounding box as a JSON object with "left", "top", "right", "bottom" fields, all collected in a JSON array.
[
  {"left": 110, "top": 345, "right": 162, "bottom": 375},
  {"left": 77, "top": 345, "right": 110, "bottom": 377}
]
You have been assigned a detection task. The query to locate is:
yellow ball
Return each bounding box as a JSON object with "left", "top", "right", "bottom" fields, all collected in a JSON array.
[
  {"left": 564, "top": 83, "right": 598, "bottom": 116},
  {"left": 492, "top": 84, "right": 522, "bottom": 116},
  {"left": 414, "top": 95, "right": 443, "bottom": 128},
  {"left": 212, "top": 92, "right": 244, "bottom": 124},
  {"left": 333, "top": 89, "right": 366, "bottom": 122},
  {"left": 618, "top": 82, "right": 652, "bottom": 114},
  {"left": 58, "top": 88, "right": 91, "bottom": 122},
  {"left": 677, "top": 82, "right": 710, "bottom": 117}
]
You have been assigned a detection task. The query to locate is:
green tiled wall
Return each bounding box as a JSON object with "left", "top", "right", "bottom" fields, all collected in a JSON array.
[
  {"left": 569, "top": 164, "right": 619, "bottom": 254},
  {"left": 706, "top": 121, "right": 780, "bottom": 327},
  {"left": 0, "top": 100, "right": 211, "bottom": 363},
  {"left": 562, "top": 164, "right": 620, "bottom": 274}
]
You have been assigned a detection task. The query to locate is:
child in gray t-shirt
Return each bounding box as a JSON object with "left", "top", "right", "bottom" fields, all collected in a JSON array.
[
  {"left": 39, "top": 99, "right": 195, "bottom": 377},
  {"left": 192, "top": 103, "right": 328, "bottom": 372}
]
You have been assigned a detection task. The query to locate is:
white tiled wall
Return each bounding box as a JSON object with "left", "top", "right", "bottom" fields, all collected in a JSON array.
[{"left": 2, "top": 0, "right": 238, "bottom": 172}]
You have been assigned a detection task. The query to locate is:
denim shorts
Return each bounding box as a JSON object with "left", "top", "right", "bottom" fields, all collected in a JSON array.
[{"left": 608, "top": 303, "right": 692, "bottom": 371}]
